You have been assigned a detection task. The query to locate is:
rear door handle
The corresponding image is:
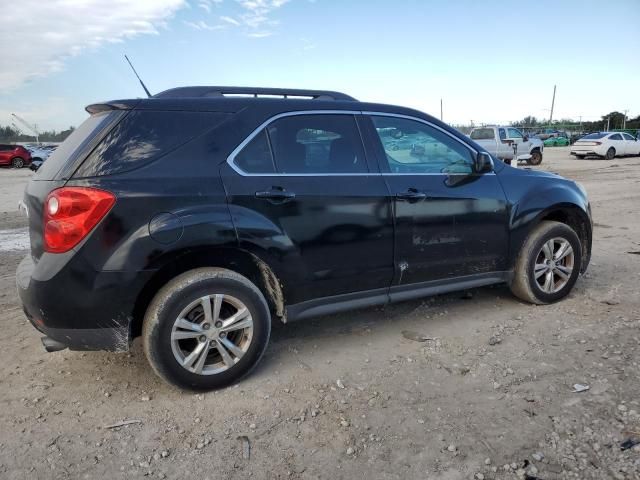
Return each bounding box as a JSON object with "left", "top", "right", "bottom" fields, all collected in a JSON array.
[
  {"left": 255, "top": 188, "right": 296, "bottom": 203},
  {"left": 396, "top": 188, "right": 427, "bottom": 202}
]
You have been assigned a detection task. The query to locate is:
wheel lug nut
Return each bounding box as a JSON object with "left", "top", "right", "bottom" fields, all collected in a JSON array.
[
  {"left": 203, "top": 323, "right": 210, "bottom": 330},
  {"left": 219, "top": 332, "right": 226, "bottom": 338},
  {"left": 215, "top": 321, "right": 222, "bottom": 328},
  {"left": 199, "top": 335, "right": 206, "bottom": 342}
]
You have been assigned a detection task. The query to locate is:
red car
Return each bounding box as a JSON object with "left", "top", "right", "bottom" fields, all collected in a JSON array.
[{"left": 0, "top": 144, "right": 32, "bottom": 168}]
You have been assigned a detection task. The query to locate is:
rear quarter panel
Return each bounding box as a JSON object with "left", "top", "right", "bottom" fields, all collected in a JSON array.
[{"left": 66, "top": 133, "right": 237, "bottom": 274}]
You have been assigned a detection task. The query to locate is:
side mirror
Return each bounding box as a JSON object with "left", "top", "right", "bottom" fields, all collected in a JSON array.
[
  {"left": 523, "top": 135, "right": 529, "bottom": 141},
  {"left": 474, "top": 152, "right": 494, "bottom": 173}
]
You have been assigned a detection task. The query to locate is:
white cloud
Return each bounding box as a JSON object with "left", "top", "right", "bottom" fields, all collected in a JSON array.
[
  {"left": 199, "top": 0, "right": 224, "bottom": 11},
  {"left": 220, "top": 15, "right": 242, "bottom": 25},
  {"left": 232, "top": 0, "right": 291, "bottom": 36},
  {"left": 0, "top": 0, "right": 186, "bottom": 92},
  {"left": 247, "top": 32, "right": 273, "bottom": 38},
  {"left": 184, "top": 20, "right": 226, "bottom": 30}
]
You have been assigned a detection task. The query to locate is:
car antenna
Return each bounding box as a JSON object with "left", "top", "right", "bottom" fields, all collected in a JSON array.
[{"left": 124, "top": 54, "right": 152, "bottom": 98}]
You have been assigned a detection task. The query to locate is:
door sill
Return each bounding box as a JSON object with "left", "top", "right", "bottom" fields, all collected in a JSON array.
[{"left": 285, "top": 271, "right": 511, "bottom": 322}]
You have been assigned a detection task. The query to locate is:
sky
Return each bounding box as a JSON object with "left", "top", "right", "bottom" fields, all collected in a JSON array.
[{"left": 1, "top": 0, "right": 639, "bottom": 132}]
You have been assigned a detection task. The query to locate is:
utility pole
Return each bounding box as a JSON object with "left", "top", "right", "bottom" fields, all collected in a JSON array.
[
  {"left": 11, "top": 113, "right": 39, "bottom": 143},
  {"left": 440, "top": 98, "right": 443, "bottom": 122},
  {"left": 606, "top": 117, "right": 610, "bottom": 132},
  {"left": 548, "top": 85, "right": 556, "bottom": 124},
  {"left": 623, "top": 109, "right": 629, "bottom": 129}
]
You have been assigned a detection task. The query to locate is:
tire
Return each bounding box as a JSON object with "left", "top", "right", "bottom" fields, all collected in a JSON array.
[
  {"left": 576, "top": 155, "right": 586, "bottom": 159},
  {"left": 605, "top": 147, "right": 615, "bottom": 160},
  {"left": 142, "top": 268, "right": 271, "bottom": 391},
  {"left": 510, "top": 221, "right": 582, "bottom": 305},
  {"left": 11, "top": 157, "right": 24, "bottom": 168},
  {"left": 527, "top": 150, "right": 543, "bottom": 165}
]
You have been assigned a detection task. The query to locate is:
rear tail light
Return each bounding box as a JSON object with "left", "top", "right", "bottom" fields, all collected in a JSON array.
[
  {"left": 594, "top": 142, "right": 602, "bottom": 145},
  {"left": 43, "top": 187, "right": 116, "bottom": 253}
]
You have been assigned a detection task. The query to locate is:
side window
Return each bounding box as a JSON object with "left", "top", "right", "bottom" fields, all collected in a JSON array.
[
  {"left": 234, "top": 130, "right": 275, "bottom": 173},
  {"left": 266, "top": 114, "right": 366, "bottom": 174},
  {"left": 498, "top": 128, "right": 506, "bottom": 141},
  {"left": 507, "top": 128, "right": 523, "bottom": 139},
  {"left": 609, "top": 134, "right": 622, "bottom": 140},
  {"left": 622, "top": 133, "right": 635, "bottom": 141},
  {"left": 469, "top": 128, "right": 494, "bottom": 140},
  {"left": 74, "top": 111, "right": 229, "bottom": 177},
  {"left": 371, "top": 116, "right": 474, "bottom": 174}
]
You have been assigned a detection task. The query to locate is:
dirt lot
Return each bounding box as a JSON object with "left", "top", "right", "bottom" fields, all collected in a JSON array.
[{"left": 0, "top": 148, "right": 639, "bottom": 480}]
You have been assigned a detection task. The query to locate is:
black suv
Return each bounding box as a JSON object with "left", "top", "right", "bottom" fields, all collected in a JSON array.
[{"left": 17, "top": 87, "right": 592, "bottom": 390}]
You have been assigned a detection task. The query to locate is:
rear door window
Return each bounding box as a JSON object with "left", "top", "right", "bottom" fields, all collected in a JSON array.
[
  {"left": 266, "top": 114, "right": 367, "bottom": 174},
  {"left": 233, "top": 130, "right": 275, "bottom": 173},
  {"left": 609, "top": 134, "right": 623, "bottom": 140}
]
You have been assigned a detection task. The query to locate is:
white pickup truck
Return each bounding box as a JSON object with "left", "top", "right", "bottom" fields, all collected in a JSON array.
[{"left": 469, "top": 126, "right": 544, "bottom": 165}]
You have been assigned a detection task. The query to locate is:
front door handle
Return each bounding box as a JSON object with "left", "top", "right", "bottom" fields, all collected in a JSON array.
[
  {"left": 396, "top": 188, "right": 427, "bottom": 202},
  {"left": 255, "top": 187, "right": 296, "bottom": 203}
]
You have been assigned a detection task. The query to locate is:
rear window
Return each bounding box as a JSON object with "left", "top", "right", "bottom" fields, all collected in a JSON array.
[
  {"left": 470, "top": 128, "right": 495, "bottom": 140},
  {"left": 581, "top": 133, "right": 608, "bottom": 140},
  {"left": 35, "top": 112, "right": 118, "bottom": 180},
  {"left": 73, "top": 111, "right": 229, "bottom": 177}
]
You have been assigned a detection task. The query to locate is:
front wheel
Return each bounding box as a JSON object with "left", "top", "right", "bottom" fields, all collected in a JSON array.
[
  {"left": 604, "top": 147, "right": 615, "bottom": 160},
  {"left": 527, "top": 150, "right": 543, "bottom": 165},
  {"left": 11, "top": 157, "right": 24, "bottom": 168},
  {"left": 143, "top": 268, "right": 271, "bottom": 391},
  {"left": 510, "top": 221, "right": 582, "bottom": 304}
]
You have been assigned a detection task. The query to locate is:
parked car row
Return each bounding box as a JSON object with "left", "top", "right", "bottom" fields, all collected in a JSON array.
[
  {"left": 0, "top": 143, "right": 57, "bottom": 170},
  {"left": 570, "top": 132, "right": 640, "bottom": 159},
  {"left": 0, "top": 144, "right": 32, "bottom": 168}
]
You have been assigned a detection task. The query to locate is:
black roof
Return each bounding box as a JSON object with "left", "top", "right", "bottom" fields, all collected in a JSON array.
[{"left": 84, "top": 86, "right": 475, "bottom": 151}]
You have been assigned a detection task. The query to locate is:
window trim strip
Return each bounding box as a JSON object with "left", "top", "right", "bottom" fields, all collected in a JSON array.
[{"left": 226, "top": 110, "right": 490, "bottom": 177}]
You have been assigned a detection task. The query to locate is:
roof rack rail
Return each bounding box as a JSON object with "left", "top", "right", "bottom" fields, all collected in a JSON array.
[{"left": 153, "top": 86, "right": 357, "bottom": 101}]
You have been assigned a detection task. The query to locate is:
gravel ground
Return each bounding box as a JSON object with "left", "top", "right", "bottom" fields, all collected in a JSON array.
[{"left": 0, "top": 148, "right": 639, "bottom": 480}]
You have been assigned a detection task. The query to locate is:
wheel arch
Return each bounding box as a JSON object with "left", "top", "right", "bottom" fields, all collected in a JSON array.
[
  {"left": 510, "top": 203, "right": 592, "bottom": 275},
  {"left": 131, "top": 246, "right": 286, "bottom": 339}
]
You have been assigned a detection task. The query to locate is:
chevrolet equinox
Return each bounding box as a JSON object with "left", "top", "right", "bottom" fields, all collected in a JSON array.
[{"left": 17, "top": 87, "right": 593, "bottom": 390}]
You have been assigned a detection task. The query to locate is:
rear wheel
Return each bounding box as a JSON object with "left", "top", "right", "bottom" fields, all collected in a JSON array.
[
  {"left": 11, "top": 157, "right": 24, "bottom": 168},
  {"left": 527, "top": 150, "right": 543, "bottom": 165},
  {"left": 510, "top": 221, "right": 582, "bottom": 304},
  {"left": 604, "top": 147, "right": 615, "bottom": 160},
  {"left": 142, "top": 268, "right": 271, "bottom": 391}
]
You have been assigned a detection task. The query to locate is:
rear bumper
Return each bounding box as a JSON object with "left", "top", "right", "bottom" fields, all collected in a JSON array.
[
  {"left": 570, "top": 150, "right": 597, "bottom": 156},
  {"left": 16, "top": 254, "right": 153, "bottom": 351}
]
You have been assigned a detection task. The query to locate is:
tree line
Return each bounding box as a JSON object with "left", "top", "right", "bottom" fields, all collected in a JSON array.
[
  {"left": 512, "top": 111, "right": 640, "bottom": 132},
  {"left": 0, "top": 125, "right": 75, "bottom": 143}
]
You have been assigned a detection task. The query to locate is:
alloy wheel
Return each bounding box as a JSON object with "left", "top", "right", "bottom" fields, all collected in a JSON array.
[
  {"left": 533, "top": 237, "right": 575, "bottom": 294},
  {"left": 170, "top": 294, "right": 254, "bottom": 375}
]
